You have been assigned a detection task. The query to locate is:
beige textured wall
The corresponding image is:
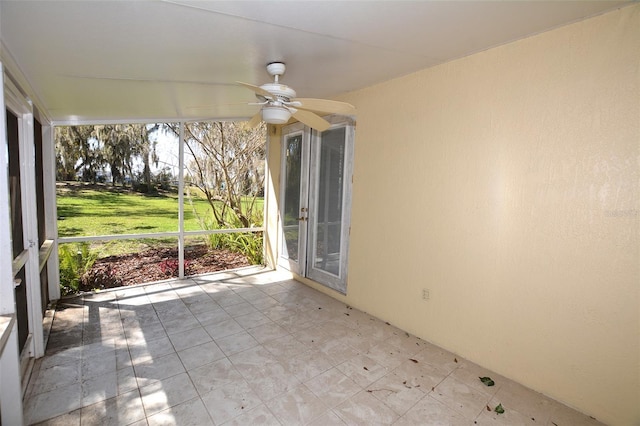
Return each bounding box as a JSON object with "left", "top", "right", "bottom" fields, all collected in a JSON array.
[{"left": 267, "top": 5, "right": 639, "bottom": 425}]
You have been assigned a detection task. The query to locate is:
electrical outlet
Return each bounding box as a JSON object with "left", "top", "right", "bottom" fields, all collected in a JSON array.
[{"left": 422, "top": 288, "right": 430, "bottom": 301}]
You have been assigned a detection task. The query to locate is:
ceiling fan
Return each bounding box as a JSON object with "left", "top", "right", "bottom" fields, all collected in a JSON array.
[{"left": 237, "top": 62, "right": 356, "bottom": 132}]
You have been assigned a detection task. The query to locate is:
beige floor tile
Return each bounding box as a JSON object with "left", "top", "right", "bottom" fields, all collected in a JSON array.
[
  {"left": 32, "top": 408, "right": 81, "bottom": 426},
  {"left": 185, "top": 299, "right": 220, "bottom": 316},
  {"left": 28, "top": 271, "right": 603, "bottom": 425},
  {"left": 367, "top": 370, "right": 428, "bottom": 416},
  {"left": 335, "top": 354, "right": 389, "bottom": 388},
  {"left": 32, "top": 363, "right": 82, "bottom": 395},
  {"left": 188, "top": 357, "right": 244, "bottom": 395},
  {"left": 222, "top": 301, "right": 258, "bottom": 317},
  {"left": 80, "top": 389, "right": 145, "bottom": 426},
  {"left": 365, "top": 341, "right": 412, "bottom": 369},
  {"left": 200, "top": 379, "right": 262, "bottom": 424},
  {"left": 413, "top": 344, "right": 461, "bottom": 374},
  {"left": 333, "top": 390, "right": 399, "bottom": 425},
  {"left": 25, "top": 382, "right": 82, "bottom": 425},
  {"left": 219, "top": 403, "right": 282, "bottom": 426},
  {"left": 234, "top": 310, "right": 272, "bottom": 329},
  {"left": 431, "top": 375, "right": 493, "bottom": 420},
  {"left": 203, "top": 318, "right": 243, "bottom": 339},
  {"left": 262, "top": 334, "right": 309, "bottom": 360},
  {"left": 307, "top": 410, "right": 348, "bottom": 426},
  {"left": 243, "top": 362, "right": 301, "bottom": 402},
  {"left": 81, "top": 370, "right": 118, "bottom": 406},
  {"left": 395, "top": 395, "right": 469, "bottom": 426},
  {"left": 214, "top": 292, "right": 245, "bottom": 307},
  {"left": 117, "top": 366, "right": 139, "bottom": 395},
  {"left": 475, "top": 404, "right": 539, "bottom": 425},
  {"left": 305, "top": 367, "right": 362, "bottom": 408},
  {"left": 247, "top": 322, "right": 289, "bottom": 344},
  {"left": 451, "top": 360, "right": 505, "bottom": 396},
  {"left": 129, "top": 336, "right": 175, "bottom": 365},
  {"left": 266, "top": 384, "right": 330, "bottom": 425},
  {"left": 146, "top": 397, "right": 213, "bottom": 426},
  {"left": 139, "top": 372, "right": 199, "bottom": 417},
  {"left": 167, "top": 326, "right": 211, "bottom": 352},
  {"left": 161, "top": 316, "right": 200, "bottom": 335},
  {"left": 281, "top": 348, "right": 334, "bottom": 382},
  {"left": 192, "top": 306, "right": 231, "bottom": 325},
  {"left": 39, "top": 345, "right": 82, "bottom": 370},
  {"left": 177, "top": 340, "right": 225, "bottom": 370},
  {"left": 548, "top": 403, "right": 606, "bottom": 426},
  {"left": 490, "top": 380, "right": 557, "bottom": 424},
  {"left": 81, "top": 349, "right": 117, "bottom": 380},
  {"left": 392, "top": 358, "right": 450, "bottom": 391},
  {"left": 228, "top": 345, "right": 279, "bottom": 374},
  {"left": 133, "top": 353, "right": 185, "bottom": 387},
  {"left": 215, "top": 330, "right": 260, "bottom": 356},
  {"left": 316, "top": 336, "right": 360, "bottom": 365}
]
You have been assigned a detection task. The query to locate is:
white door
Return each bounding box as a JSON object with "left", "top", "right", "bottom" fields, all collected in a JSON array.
[
  {"left": 278, "top": 123, "right": 309, "bottom": 275},
  {"left": 279, "top": 117, "right": 354, "bottom": 294}
]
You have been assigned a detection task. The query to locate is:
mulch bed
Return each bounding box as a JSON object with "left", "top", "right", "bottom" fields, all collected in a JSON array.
[{"left": 81, "top": 245, "right": 250, "bottom": 292}]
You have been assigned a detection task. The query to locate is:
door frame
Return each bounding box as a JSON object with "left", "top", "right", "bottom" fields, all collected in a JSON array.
[
  {"left": 305, "top": 117, "right": 354, "bottom": 294},
  {"left": 278, "top": 116, "right": 354, "bottom": 294},
  {"left": 4, "top": 77, "right": 45, "bottom": 372},
  {"left": 277, "top": 122, "right": 309, "bottom": 275}
]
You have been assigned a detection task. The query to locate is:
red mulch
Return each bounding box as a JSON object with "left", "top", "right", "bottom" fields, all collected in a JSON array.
[{"left": 80, "top": 245, "right": 250, "bottom": 291}]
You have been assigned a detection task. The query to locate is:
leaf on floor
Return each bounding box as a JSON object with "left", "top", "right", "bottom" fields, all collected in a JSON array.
[
  {"left": 479, "top": 376, "right": 495, "bottom": 386},
  {"left": 494, "top": 403, "right": 505, "bottom": 414}
]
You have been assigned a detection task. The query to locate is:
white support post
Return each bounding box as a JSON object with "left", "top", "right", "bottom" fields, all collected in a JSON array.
[
  {"left": 20, "top": 109, "right": 45, "bottom": 359},
  {"left": 0, "top": 322, "right": 25, "bottom": 426},
  {"left": 0, "top": 64, "right": 15, "bottom": 317},
  {"left": 178, "top": 123, "right": 185, "bottom": 278},
  {"left": 0, "top": 61, "right": 26, "bottom": 426},
  {"left": 43, "top": 124, "right": 60, "bottom": 301}
]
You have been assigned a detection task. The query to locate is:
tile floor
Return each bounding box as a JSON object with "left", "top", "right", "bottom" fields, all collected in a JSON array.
[{"left": 24, "top": 267, "right": 603, "bottom": 425}]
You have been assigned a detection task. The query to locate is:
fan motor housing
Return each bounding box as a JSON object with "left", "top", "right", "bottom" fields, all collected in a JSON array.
[{"left": 260, "top": 83, "right": 296, "bottom": 101}]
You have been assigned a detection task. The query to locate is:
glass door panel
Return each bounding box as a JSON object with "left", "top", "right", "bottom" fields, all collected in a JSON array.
[
  {"left": 278, "top": 125, "right": 309, "bottom": 274},
  {"left": 279, "top": 118, "right": 353, "bottom": 294},
  {"left": 307, "top": 126, "right": 352, "bottom": 293}
]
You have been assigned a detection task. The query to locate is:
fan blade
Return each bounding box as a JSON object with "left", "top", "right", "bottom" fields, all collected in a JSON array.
[
  {"left": 247, "top": 111, "right": 262, "bottom": 128},
  {"left": 292, "top": 109, "right": 331, "bottom": 132},
  {"left": 236, "top": 81, "right": 274, "bottom": 99},
  {"left": 295, "top": 98, "right": 356, "bottom": 115}
]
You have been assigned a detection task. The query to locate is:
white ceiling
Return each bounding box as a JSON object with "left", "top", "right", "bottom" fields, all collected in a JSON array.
[{"left": 0, "top": 0, "right": 630, "bottom": 124}]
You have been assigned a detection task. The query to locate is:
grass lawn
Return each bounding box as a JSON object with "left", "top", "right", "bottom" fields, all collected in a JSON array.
[{"left": 56, "top": 182, "right": 263, "bottom": 256}]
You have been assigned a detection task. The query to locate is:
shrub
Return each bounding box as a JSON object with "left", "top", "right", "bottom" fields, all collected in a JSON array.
[
  {"left": 198, "top": 213, "right": 264, "bottom": 265},
  {"left": 81, "top": 264, "right": 122, "bottom": 291},
  {"left": 58, "top": 242, "right": 98, "bottom": 296},
  {"left": 226, "top": 231, "right": 264, "bottom": 265},
  {"left": 159, "top": 258, "right": 190, "bottom": 276}
]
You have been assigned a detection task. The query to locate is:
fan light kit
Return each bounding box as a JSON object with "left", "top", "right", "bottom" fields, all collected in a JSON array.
[
  {"left": 261, "top": 105, "right": 291, "bottom": 124},
  {"left": 237, "top": 62, "right": 356, "bottom": 131}
]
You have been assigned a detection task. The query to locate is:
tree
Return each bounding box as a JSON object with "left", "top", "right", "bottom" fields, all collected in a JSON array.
[
  {"left": 55, "top": 123, "right": 158, "bottom": 189},
  {"left": 55, "top": 125, "right": 99, "bottom": 181},
  {"left": 94, "top": 124, "right": 158, "bottom": 188},
  {"left": 167, "top": 121, "right": 266, "bottom": 228}
]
